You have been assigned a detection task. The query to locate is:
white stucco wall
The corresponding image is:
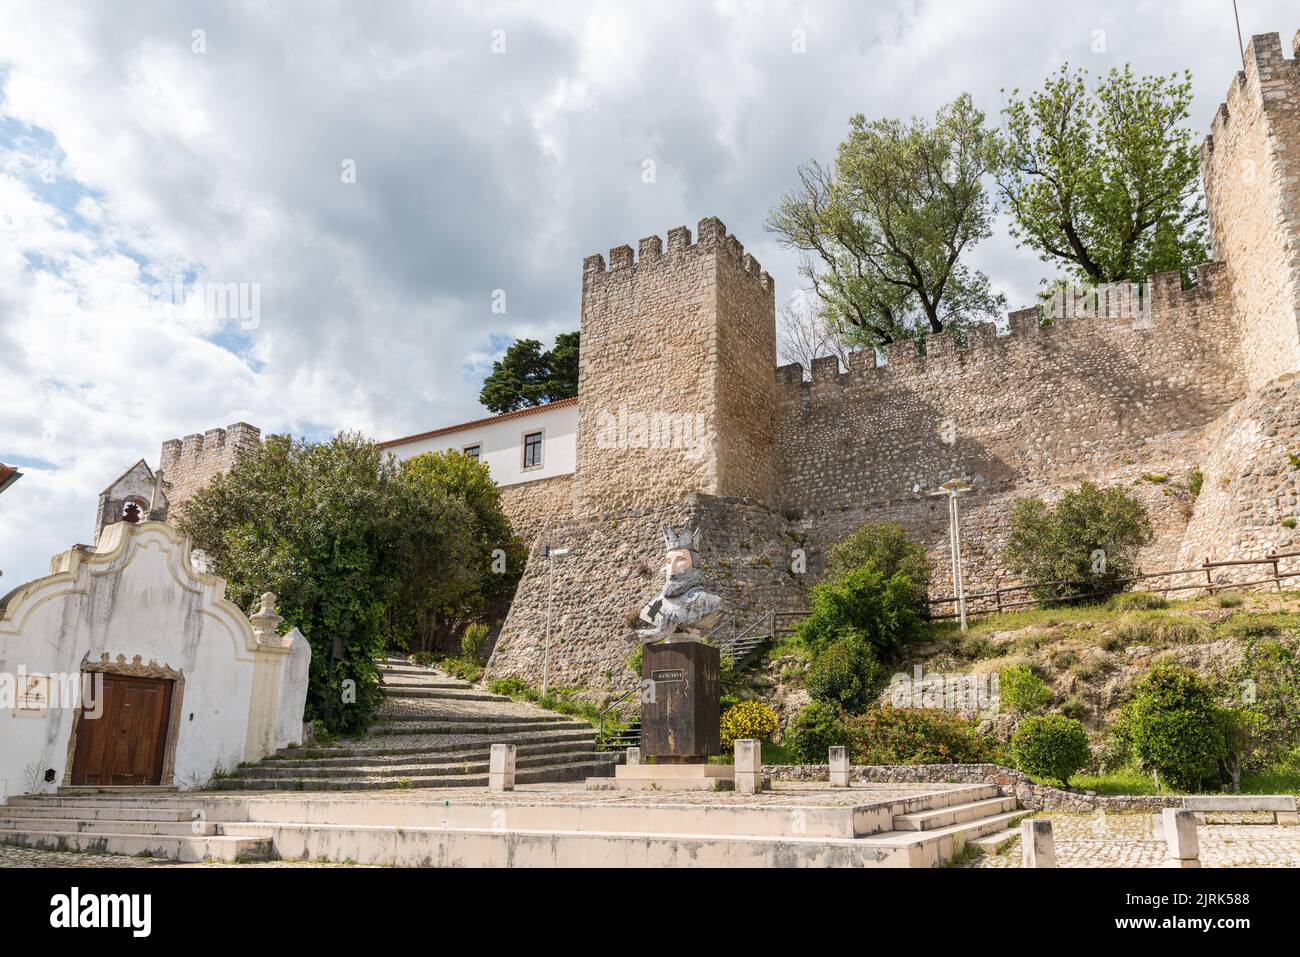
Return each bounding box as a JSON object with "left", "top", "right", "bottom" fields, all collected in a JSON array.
[
  {"left": 384, "top": 401, "right": 577, "bottom": 487},
  {"left": 0, "top": 521, "right": 301, "bottom": 797},
  {"left": 275, "top": 628, "right": 311, "bottom": 750}
]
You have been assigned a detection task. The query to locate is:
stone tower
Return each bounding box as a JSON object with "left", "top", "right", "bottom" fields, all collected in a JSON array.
[
  {"left": 573, "top": 216, "right": 777, "bottom": 514},
  {"left": 1202, "top": 31, "right": 1300, "bottom": 388}
]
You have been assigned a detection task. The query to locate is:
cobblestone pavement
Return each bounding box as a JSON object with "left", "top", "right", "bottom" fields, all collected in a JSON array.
[{"left": 964, "top": 812, "right": 1300, "bottom": 867}]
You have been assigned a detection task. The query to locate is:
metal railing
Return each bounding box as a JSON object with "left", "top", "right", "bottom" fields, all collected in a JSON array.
[{"left": 927, "top": 549, "right": 1300, "bottom": 621}]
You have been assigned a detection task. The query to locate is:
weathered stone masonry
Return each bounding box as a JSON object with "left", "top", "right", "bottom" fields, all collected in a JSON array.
[{"left": 159, "top": 422, "right": 262, "bottom": 523}]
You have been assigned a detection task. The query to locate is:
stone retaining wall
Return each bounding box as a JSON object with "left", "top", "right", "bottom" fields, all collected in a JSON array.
[{"left": 765, "top": 763, "right": 1179, "bottom": 813}]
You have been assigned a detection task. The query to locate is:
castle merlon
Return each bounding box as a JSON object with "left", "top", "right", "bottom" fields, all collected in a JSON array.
[{"left": 581, "top": 216, "right": 774, "bottom": 293}]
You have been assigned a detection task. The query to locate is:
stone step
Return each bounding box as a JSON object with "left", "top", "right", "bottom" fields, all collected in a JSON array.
[
  {"left": 380, "top": 676, "right": 477, "bottom": 690},
  {"left": 213, "top": 757, "right": 619, "bottom": 791},
  {"left": 56, "top": 785, "right": 180, "bottom": 797},
  {"left": 970, "top": 827, "right": 1021, "bottom": 855},
  {"left": 226, "top": 749, "right": 612, "bottom": 780},
  {"left": 0, "top": 817, "right": 217, "bottom": 836},
  {"left": 892, "top": 796, "right": 1018, "bottom": 832},
  {"left": 374, "top": 719, "right": 591, "bottom": 735},
  {"left": 0, "top": 828, "right": 274, "bottom": 863},
  {"left": 265, "top": 738, "right": 599, "bottom": 768},
  {"left": 272, "top": 729, "right": 597, "bottom": 760},
  {"left": 383, "top": 687, "right": 509, "bottom": 701}
]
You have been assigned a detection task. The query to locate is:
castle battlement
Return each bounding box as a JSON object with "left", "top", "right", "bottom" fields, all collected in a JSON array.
[
  {"left": 158, "top": 421, "right": 261, "bottom": 521},
  {"left": 1204, "top": 31, "right": 1299, "bottom": 153},
  {"left": 582, "top": 216, "right": 774, "bottom": 295},
  {"left": 774, "top": 263, "right": 1229, "bottom": 397}
]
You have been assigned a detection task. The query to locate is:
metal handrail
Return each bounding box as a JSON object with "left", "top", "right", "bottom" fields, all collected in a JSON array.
[{"left": 597, "top": 686, "right": 640, "bottom": 744}]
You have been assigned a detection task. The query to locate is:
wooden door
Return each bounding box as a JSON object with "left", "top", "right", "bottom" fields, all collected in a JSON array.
[{"left": 70, "top": 675, "right": 173, "bottom": 786}]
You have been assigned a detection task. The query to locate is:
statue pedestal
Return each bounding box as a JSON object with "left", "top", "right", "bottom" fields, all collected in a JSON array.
[{"left": 640, "top": 639, "right": 720, "bottom": 759}]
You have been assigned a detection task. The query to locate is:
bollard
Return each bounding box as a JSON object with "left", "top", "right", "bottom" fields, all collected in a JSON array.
[
  {"left": 1022, "top": 819, "right": 1056, "bottom": 868},
  {"left": 1162, "top": 808, "right": 1200, "bottom": 868},
  {"left": 734, "top": 739, "right": 762, "bottom": 795},
  {"left": 489, "top": 743, "right": 516, "bottom": 793},
  {"left": 829, "top": 746, "right": 850, "bottom": 788},
  {"left": 625, "top": 746, "right": 642, "bottom": 766}
]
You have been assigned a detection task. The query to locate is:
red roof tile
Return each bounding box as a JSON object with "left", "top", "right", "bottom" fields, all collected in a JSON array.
[{"left": 377, "top": 398, "right": 577, "bottom": 450}]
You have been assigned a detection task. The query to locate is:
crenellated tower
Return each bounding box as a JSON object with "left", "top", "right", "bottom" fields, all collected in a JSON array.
[
  {"left": 1202, "top": 31, "right": 1300, "bottom": 388},
  {"left": 573, "top": 216, "right": 777, "bottom": 514}
]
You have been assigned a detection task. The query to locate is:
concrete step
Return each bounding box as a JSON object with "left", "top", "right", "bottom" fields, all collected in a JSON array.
[
  {"left": 862, "top": 809, "right": 1032, "bottom": 867},
  {"left": 56, "top": 785, "right": 179, "bottom": 796},
  {"left": 0, "top": 828, "right": 274, "bottom": 863},
  {"left": 213, "top": 757, "right": 619, "bottom": 791},
  {"left": 226, "top": 749, "right": 612, "bottom": 780},
  {"left": 970, "top": 827, "right": 1021, "bottom": 855},
  {"left": 892, "top": 796, "right": 1018, "bottom": 832},
  {"left": 0, "top": 817, "right": 216, "bottom": 836},
  {"left": 0, "top": 803, "right": 195, "bottom": 822}
]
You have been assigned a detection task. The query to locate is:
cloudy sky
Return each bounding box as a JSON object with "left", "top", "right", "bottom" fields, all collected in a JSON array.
[{"left": 0, "top": 0, "right": 1294, "bottom": 586}]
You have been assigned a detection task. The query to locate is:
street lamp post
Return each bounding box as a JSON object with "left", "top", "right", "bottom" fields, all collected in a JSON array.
[
  {"left": 914, "top": 477, "right": 977, "bottom": 632},
  {"left": 540, "top": 545, "right": 580, "bottom": 697}
]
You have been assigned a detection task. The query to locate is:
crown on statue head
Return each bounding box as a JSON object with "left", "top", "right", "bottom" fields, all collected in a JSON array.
[{"left": 662, "top": 524, "right": 701, "bottom": 553}]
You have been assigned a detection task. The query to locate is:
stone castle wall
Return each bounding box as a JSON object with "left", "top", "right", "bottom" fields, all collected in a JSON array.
[
  {"left": 159, "top": 422, "right": 262, "bottom": 522},
  {"left": 774, "top": 266, "right": 1243, "bottom": 514},
  {"left": 484, "top": 494, "right": 808, "bottom": 693},
  {"left": 1201, "top": 32, "right": 1300, "bottom": 390},
  {"left": 573, "top": 217, "right": 775, "bottom": 516},
  {"left": 498, "top": 474, "right": 576, "bottom": 547}
]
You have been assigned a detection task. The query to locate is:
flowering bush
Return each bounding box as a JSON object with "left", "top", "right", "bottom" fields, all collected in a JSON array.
[
  {"left": 720, "top": 700, "right": 779, "bottom": 751},
  {"left": 844, "top": 706, "right": 994, "bottom": 765}
]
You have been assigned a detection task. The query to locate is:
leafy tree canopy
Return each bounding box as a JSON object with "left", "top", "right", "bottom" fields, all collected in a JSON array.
[
  {"left": 179, "top": 433, "right": 505, "bottom": 732},
  {"left": 479, "top": 331, "right": 579, "bottom": 414},
  {"left": 999, "top": 65, "right": 1209, "bottom": 286},
  {"left": 767, "top": 94, "right": 1005, "bottom": 347}
]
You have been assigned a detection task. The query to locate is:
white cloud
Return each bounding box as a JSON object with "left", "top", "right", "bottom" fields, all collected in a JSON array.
[{"left": 1, "top": 0, "right": 1296, "bottom": 586}]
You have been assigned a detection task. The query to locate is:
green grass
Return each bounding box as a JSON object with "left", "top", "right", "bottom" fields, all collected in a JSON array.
[{"left": 1023, "top": 764, "right": 1300, "bottom": 796}]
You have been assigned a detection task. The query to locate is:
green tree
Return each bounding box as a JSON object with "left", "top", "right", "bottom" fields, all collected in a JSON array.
[
  {"left": 826, "top": 521, "right": 931, "bottom": 620},
  {"left": 1123, "top": 662, "right": 1226, "bottom": 791},
  {"left": 1003, "top": 482, "right": 1153, "bottom": 604},
  {"left": 179, "top": 433, "right": 478, "bottom": 732},
  {"left": 767, "top": 94, "right": 1005, "bottom": 347},
  {"left": 399, "top": 450, "right": 526, "bottom": 652},
  {"left": 479, "top": 332, "right": 580, "bottom": 414},
  {"left": 999, "top": 65, "right": 1209, "bottom": 285}
]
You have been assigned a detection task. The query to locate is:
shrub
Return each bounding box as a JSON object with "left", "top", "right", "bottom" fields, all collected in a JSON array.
[
  {"left": 1060, "top": 695, "right": 1091, "bottom": 721},
  {"left": 796, "top": 564, "right": 920, "bottom": 661},
  {"left": 960, "top": 634, "right": 997, "bottom": 661},
  {"left": 1011, "top": 715, "right": 1091, "bottom": 787},
  {"left": 783, "top": 701, "right": 845, "bottom": 764},
  {"left": 1216, "top": 593, "right": 1244, "bottom": 608},
  {"left": 625, "top": 645, "right": 643, "bottom": 676},
  {"left": 1109, "top": 591, "right": 1168, "bottom": 611},
  {"left": 1188, "top": 469, "right": 1203, "bottom": 497},
  {"left": 1096, "top": 632, "right": 1124, "bottom": 652},
  {"left": 720, "top": 700, "right": 779, "bottom": 751},
  {"left": 490, "top": 676, "right": 529, "bottom": 697},
  {"left": 1115, "top": 613, "right": 1160, "bottom": 645},
  {"left": 1156, "top": 615, "right": 1212, "bottom": 645},
  {"left": 1049, "top": 649, "right": 1079, "bottom": 671},
  {"left": 843, "top": 706, "right": 994, "bottom": 765},
  {"left": 997, "top": 664, "right": 1052, "bottom": 715},
  {"left": 805, "top": 634, "right": 884, "bottom": 712},
  {"left": 461, "top": 622, "right": 490, "bottom": 660},
  {"left": 1124, "top": 662, "right": 1226, "bottom": 791},
  {"left": 1002, "top": 482, "right": 1153, "bottom": 604},
  {"left": 826, "top": 522, "right": 931, "bottom": 620},
  {"left": 1218, "top": 614, "right": 1284, "bottom": 639}
]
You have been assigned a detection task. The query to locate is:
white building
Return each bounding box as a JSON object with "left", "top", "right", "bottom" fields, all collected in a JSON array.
[{"left": 378, "top": 398, "right": 577, "bottom": 487}]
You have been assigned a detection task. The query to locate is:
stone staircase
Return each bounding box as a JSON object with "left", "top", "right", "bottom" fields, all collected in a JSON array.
[
  {"left": 214, "top": 658, "right": 619, "bottom": 791},
  {"left": 0, "top": 797, "right": 275, "bottom": 862},
  {"left": 0, "top": 779, "right": 1026, "bottom": 866}
]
